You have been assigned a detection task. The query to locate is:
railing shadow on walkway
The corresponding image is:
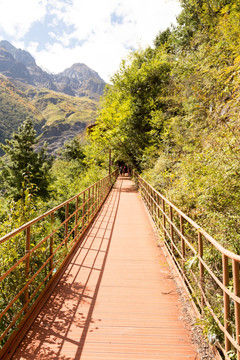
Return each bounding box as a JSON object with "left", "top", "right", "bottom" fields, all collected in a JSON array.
[{"left": 13, "top": 180, "right": 124, "bottom": 360}]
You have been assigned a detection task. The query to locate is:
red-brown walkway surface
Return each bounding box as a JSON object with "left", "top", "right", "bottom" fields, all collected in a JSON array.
[{"left": 13, "top": 177, "right": 199, "bottom": 360}]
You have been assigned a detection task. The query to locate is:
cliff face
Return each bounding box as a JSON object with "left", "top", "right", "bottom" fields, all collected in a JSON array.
[
  {"left": 52, "top": 63, "right": 106, "bottom": 99},
  {"left": 0, "top": 47, "right": 33, "bottom": 84},
  {"left": 0, "top": 40, "right": 106, "bottom": 99},
  {"left": 0, "top": 40, "right": 36, "bottom": 67}
]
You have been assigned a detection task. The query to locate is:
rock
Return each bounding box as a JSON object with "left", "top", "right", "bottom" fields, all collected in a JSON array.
[
  {"left": 0, "top": 47, "right": 33, "bottom": 84},
  {"left": 39, "top": 121, "right": 87, "bottom": 154},
  {"left": 0, "top": 41, "right": 106, "bottom": 99}
]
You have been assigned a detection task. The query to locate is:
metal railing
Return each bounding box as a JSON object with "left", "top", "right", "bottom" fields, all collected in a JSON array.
[
  {"left": 134, "top": 172, "right": 240, "bottom": 360},
  {"left": 0, "top": 170, "right": 118, "bottom": 358}
]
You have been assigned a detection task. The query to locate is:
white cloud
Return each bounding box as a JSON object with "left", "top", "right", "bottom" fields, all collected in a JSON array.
[
  {"left": 0, "top": 0, "right": 48, "bottom": 39},
  {"left": 27, "top": 41, "right": 40, "bottom": 55},
  {"left": 31, "top": 39, "right": 125, "bottom": 81},
  {"left": 0, "top": 0, "right": 182, "bottom": 82},
  {"left": 50, "top": 0, "right": 181, "bottom": 47}
]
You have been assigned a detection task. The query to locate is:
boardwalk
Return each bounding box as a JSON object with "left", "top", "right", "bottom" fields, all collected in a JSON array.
[{"left": 13, "top": 177, "right": 200, "bottom": 360}]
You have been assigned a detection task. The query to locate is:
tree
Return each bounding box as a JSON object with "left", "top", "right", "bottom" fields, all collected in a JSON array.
[
  {"left": 89, "top": 48, "right": 172, "bottom": 172},
  {"left": 59, "top": 137, "right": 86, "bottom": 163},
  {"left": 0, "top": 119, "right": 52, "bottom": 200}
]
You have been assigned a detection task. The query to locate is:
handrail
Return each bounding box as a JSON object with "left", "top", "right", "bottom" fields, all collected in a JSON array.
[
  {"left": 137, "top": 175, "right": 240, "bottom": 263},
  {"left": 133, "top": 171, "right": 240, "bottom": 360},
  {"left": 0, "top": 181, "right": 105, "bottom": 245},
  {"left": 0, "top": 170, "right": 118, "bottom": 359}
]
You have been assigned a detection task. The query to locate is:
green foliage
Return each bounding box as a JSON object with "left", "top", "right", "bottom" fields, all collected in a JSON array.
[
  {"left": 0, "top": 119, "right": 52, "bottom": 201},
  {"left": 0, "top": 77, "right": 44, "bottom": 154},
  {"left": 32, "top": 90, "right": 97, "bottom": 127},
  {"left": 58, "top": 137, "right": 86, "bottom": 163},
  {"left": 227, "top": 350, "right": 237, "bottom": 360},
  {"left": 154, "top": 28, "right": 172, "bottom": 48},
  {"left": 89, "top": 48, "right": 172, "bottom": 171},
  {"left": 49, "top": 157, "right": 107, "bottom": 205},
  {"left": 136, "top": 0, "right": 240, "bottom": 254}
]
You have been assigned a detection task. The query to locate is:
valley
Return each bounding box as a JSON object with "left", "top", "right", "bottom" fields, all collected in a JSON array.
[{"left": 0, "top": 40, "right": 106, "bottom": 154}]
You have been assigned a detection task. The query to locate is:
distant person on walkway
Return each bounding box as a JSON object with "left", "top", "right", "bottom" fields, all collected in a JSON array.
[{"left": 120, "top": 166, "right": 123, "bottom": 175}]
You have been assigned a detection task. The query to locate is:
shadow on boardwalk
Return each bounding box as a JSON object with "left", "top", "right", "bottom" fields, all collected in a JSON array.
[
  {"left": 13, "top": 178, "right": 201, "bottom": 360},
  {"left": 13, "top": 181, "right": 123, "bottom": 360}
]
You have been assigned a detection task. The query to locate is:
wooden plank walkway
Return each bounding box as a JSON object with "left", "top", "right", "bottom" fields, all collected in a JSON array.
[{"left": 12, "top": 177, "right": 200, "bottom": 359}]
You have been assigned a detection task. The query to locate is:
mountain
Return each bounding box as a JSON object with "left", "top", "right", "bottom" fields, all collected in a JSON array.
[
  {"left": 0, "top": 40, "right": 106, "bottom": 154},
  {"left": 0, "top": 40, "right": 106, "bottom": 100},
  {"left": 0, "top": 47, "right": 33, "bottom": 84},
  {"left": 53, "top": 63, "right": 106, "bottom": 98},
  {"left": 30, "top": 88, "right": 98, "bottom": 153},
  {"left": 0, "top": 75, "right": 98, "bottom": 155},
  {"left": 0, "top": 76, "right": 44, "bottom": 146}
]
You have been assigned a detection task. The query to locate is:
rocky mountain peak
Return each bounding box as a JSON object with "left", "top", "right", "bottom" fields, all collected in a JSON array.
[
  {"left": 0, "top": 47, "right": 14, "bottom": 62},
  {"left": 0, "top": 40, "right": 36, "bottom": 67},
  {"left": 0, "top": 41, "right": 106, "bottom": 99},
  {"left": 60, "top": 63, "right": 102, "bottom": 82}
]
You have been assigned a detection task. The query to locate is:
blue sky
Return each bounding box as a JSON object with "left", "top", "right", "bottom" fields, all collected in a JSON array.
[{"left": 0, "top": 0, "right": 182, "bottom": 82}]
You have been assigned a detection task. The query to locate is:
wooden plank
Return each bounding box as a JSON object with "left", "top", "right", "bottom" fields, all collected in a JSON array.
[{"left": 12, "top": 178, "right": 200, "bottom": 360}]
